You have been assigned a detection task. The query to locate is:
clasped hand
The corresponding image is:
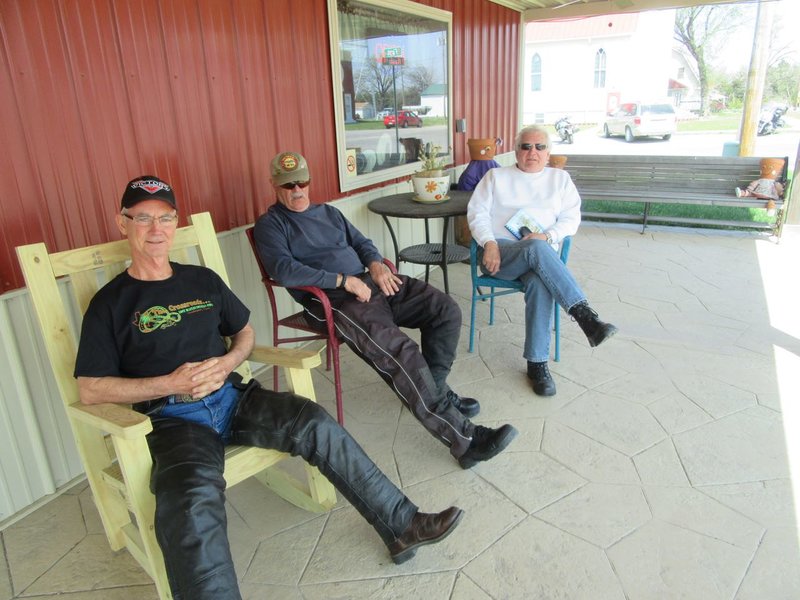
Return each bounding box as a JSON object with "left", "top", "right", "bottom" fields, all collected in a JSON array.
[{"left": 171, "top": 357, "right": 230, "bottom": 399}]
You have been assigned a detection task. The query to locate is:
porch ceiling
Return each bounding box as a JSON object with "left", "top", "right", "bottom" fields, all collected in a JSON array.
[{"left": 490, "top": 0, "right": 757, "bottom": 21}]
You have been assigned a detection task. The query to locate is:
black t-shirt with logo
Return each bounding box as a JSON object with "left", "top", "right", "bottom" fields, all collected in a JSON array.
[{"left": 74, "top": 263, "right": 250, "bottom": 379}]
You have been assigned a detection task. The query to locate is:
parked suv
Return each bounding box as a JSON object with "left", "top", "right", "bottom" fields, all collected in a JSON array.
[
  {"left": 603, "top": 102, "right": 676, "bottom": 142},
  {"left": 384, "top": 110, "right": 423, "bottom": 128}
]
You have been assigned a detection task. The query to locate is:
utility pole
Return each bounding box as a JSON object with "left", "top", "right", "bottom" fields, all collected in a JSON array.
[{"left": 739, "top": 0, "right": 774, "bottom": 156}]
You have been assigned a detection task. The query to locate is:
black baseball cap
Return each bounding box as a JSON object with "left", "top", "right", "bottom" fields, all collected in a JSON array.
[{"left": 120, "top": 175, "right": 177, "bottom": 210}]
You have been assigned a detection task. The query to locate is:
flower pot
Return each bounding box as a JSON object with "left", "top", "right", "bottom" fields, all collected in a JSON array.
[
  {"left": 759, "top": 157, "right": 785, "bottom": 178},
  {"left": 411, "top": 175, "right": 451, "bottom": 203},
  {"left": 467, "top": 138, "right": 499, "bottom": 160}
]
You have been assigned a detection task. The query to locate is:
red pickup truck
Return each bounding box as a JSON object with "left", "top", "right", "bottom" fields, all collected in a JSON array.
[{"left": 384, "top": 110, "right": 423, "bottom": 128}]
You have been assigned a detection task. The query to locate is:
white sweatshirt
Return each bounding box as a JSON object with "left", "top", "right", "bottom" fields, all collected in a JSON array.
[{"left": 467, "top": 165, "right": 582, "bottom": 247}]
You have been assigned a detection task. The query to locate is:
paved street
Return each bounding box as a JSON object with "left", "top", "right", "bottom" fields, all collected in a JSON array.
[{"left": 550, "top": 123, "right": 800, "bottom": 162}]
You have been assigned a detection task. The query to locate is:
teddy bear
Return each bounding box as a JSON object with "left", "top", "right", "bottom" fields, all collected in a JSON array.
[
  {"left": 457, "top": 138, "right": 502, "bottom": 191},
  {"left": 735, "top": 158, "right": 785, "bottom": 205}
]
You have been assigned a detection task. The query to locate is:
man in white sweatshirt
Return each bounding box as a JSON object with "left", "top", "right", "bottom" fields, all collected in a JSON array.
[{"left": 467, "top": 126, "right": 617, "bottom": 396}]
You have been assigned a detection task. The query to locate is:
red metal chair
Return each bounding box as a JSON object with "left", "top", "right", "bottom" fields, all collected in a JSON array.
[{"left": 246, "top": 227, "right": 395, "bottom": 425}]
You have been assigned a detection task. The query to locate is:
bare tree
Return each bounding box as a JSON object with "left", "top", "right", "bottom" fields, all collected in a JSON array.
[
  {"left": 674, "top": 5, "right": 745, "bottom": 116},
  {"left": 404, "top": 65, "right": 436, "bottom": 105},
  {"left": 354, "top": 57, "right": 397, "bottom": 110}
]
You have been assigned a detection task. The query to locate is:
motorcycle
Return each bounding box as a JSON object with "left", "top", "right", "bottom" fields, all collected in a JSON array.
[
  {"left": 554, "top": 116, "right": 577, "bottom": 144},
  {"left": 757, "top": 103, "right": 789, "bottom": 136}
]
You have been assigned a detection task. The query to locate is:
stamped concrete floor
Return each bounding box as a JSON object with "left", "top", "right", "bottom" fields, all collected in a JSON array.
[{"left": 3, "top": 223, "right": 800, "bottom": 599}]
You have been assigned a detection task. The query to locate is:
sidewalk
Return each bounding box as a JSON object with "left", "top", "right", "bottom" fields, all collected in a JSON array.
[{"left": 2, "top": 223, "right": 799, "bottom": 599}]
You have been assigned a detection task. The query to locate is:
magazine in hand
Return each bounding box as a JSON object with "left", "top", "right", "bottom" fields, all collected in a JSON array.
[{"left": 505, "top": 208, "right": 544, "bottom": 240}]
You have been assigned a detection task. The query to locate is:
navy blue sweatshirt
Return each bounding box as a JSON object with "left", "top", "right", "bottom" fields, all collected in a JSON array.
[{"left": 253, "top": 202, "right": 383, "bottom": 302}]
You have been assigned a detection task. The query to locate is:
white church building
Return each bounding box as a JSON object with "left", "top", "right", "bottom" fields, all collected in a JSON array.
[{"left": 523, "top": 10, "right": 679, "bottom": 126}]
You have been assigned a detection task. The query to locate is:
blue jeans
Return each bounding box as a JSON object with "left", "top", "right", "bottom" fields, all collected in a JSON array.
[
  {"left": 156, "top": 382, "right": 240, "bottom": 442},
  {"left": 482, "top": 238, "right": 585, "bottom": 362}
]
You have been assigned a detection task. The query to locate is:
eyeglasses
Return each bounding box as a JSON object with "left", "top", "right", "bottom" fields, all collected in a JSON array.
[
  {"left": 123, "top": 213, "right": 179, "bottom": 227},
  {"left": 519, "top": 143, "right": 548, "bottom": 151},
  {"left": 279, "top": 180, "right": 311, "bottom": 190}
]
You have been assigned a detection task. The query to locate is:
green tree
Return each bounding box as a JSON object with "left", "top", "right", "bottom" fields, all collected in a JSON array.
[
  {"left": 765, "top": 59, "right": 800, "bottom": 105},
  {"left": 711, "top": 67, "right": 747, "bottom": 108},
  {"left": 674, "top": 5, "right": 745, "bottom": 116}
]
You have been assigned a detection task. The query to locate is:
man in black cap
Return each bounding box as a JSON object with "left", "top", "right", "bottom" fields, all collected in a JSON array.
[
  {"left": 73, "top": 175, "right": 464, "bottom": 600},
  {"left": 254, "top": 152, "right": 518, "bottom": 469}
]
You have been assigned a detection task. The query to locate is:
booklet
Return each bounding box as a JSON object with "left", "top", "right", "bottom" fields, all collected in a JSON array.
[{"left": 505, "top": 208, "right": 544, "bottom": 240}]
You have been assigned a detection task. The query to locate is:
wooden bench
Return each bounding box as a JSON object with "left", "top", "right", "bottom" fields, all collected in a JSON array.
[{"left": 561, "top": 154, "right": 789, "bottom": 236}]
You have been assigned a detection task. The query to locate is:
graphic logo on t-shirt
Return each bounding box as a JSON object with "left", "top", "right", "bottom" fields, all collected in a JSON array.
[
  {"left": 134, "top": 306, "right": 181, "bottom": 333},
  {"left": 134, "top": 299, "right": 214, "bottom": 333}
]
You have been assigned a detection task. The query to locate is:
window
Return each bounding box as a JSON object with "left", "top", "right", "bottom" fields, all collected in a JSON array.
[
  {"left": 531, "top": 53, "right": 542, "bottom": 91},
  {"left": 593, "top": 48, "right": 606, "bottom": 88},
  {"left": 328, "top": 0, "right": 452, "bottom": 192}
]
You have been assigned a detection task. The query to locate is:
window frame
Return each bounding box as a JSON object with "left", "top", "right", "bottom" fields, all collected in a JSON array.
[
  {"left": 327, "top": 0, "right": 453, "bottom": 193},
  {"left": 531, "top": 53, "right": 542, "bottom": 91},
  {"left": 593, "top": 48, "right": 606, "bottom": 89}
]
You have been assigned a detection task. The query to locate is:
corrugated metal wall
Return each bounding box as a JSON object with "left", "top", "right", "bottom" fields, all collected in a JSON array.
[
  {"left": 0, "top": 0, "right": 519, "bottom": 293},
  {"left": 0, "top": 0, "right": 520, "bottom": 521}
]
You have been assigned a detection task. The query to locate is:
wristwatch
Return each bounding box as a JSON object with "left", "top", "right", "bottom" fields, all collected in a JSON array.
[
  {"left": 339, "top": 274, "right": 348, "bottom": 288},
  {"left": 545, "top": 231, "right": 554, "bottom": 244}
]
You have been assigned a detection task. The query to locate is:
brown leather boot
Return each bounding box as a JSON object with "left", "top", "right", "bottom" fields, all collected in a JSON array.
[{"left": 388, "top": 506, "right": 464, "bottom": 564}]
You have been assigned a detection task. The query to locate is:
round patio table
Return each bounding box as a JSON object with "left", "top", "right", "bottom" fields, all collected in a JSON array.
[{"left": 367, "top": 190, "right": 471, "bottom": 294}]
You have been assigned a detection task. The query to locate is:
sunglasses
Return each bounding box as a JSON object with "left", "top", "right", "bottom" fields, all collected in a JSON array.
[
  {"left": 279, "top": 180, "right": 311, "bottom": 190},
  {"left": 519, "top": 142, "right": 548, "bottom": 151}
]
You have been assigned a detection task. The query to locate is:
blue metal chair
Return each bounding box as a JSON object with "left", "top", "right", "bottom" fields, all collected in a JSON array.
[{"left": 468, "top": 237, "right": 572, "bottom": 361}]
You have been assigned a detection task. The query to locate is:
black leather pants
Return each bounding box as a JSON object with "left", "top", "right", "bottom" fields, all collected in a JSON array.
[
  {"left": 305, "top": 274, "right": 474, "bottom": 458},
  {"left": 147, "top": 418, "right": 237, "bottom": 600},
  {"left": 229, "top": 385, "right": 418, "bottom": 544},
  {"left": 146, "top": 384, "right": 417, "bottom": 600}
]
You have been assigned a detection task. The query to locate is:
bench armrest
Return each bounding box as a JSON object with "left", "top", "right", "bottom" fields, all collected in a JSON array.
[
  {"left": 68, "top": 403, "right": 153, "bottom": 439},
  {"left": 248, "top": 345, "right": 322, "bottom": 370}
]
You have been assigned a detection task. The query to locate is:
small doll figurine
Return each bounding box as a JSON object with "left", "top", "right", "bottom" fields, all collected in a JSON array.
[{"left": 736, "top": 158, "right": 785, "bottom": 202}]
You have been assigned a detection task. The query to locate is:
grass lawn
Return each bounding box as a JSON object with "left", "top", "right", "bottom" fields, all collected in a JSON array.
[
  {"left": 582, "top": 199, "right": 777, "bottom": 230},
  {"left": 677, "top": 110, "right": 742, "bottom": 132}
]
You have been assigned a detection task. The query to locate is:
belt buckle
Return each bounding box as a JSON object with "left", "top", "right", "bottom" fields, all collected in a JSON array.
[{"left": 172, "top": 393, "right": 197, "bottom": 403}]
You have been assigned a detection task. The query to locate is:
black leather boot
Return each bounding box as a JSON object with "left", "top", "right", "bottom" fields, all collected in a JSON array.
[
  {"left": 458, "top": 424, "right": 518, "bottom": 469},
  {"left": 527, "top": 361, "right": 556, "bottom": 396},
  {"left": 446, "top": 390, "right": 480, "bottom": 418},
  {"left": 569, "top": 301, "right": 618, "bottom": 347}
]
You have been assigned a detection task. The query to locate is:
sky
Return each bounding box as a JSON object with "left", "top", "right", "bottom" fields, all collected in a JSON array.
[{"left": 718, "top": 0, "right": 800, "bottom": 72}]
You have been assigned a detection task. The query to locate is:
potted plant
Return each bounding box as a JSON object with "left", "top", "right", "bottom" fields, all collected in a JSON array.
[{"left": 411, "top": 143, "right": 451, "bottom": 203}]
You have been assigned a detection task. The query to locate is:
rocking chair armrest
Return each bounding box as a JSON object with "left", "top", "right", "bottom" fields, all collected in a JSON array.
[
  {"left": 68, "top": 403, "right": 153, "bottom": 439},
  {"left": 248, "top": 345, "right": 322, "bottom": 370}
]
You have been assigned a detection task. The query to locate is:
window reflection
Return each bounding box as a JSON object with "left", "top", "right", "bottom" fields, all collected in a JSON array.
[{"left": 329, "top": 0, "right": 452, "bottom": 191}]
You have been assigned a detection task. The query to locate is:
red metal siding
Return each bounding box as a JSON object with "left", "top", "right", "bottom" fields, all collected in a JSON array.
[{"left": 0, "top": 0, "right": 519, "bottom": 292}]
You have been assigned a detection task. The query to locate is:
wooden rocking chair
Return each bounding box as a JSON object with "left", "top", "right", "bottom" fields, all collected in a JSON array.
[{"left": 16, "top": 212, "right": 337, "bottom": 600}]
